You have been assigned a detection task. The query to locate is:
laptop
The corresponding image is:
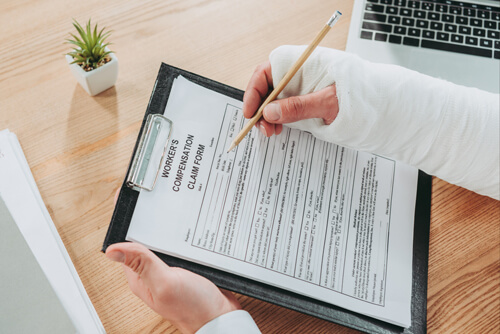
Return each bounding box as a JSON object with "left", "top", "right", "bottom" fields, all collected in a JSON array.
[{"left": 346, "top": 0, "right": 500, "bottom": 93}]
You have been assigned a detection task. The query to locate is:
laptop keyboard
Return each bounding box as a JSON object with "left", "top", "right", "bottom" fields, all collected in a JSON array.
[{"left": 361, "top": 0, "right": 500, "bottom": 59}]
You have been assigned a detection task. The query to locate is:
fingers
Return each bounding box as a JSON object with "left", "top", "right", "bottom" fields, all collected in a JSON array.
[
  {"left": 106, "top": 242, "right": 171, "bottom": 289},
  {"left": 243, "top": 61, "right": 338, "bottom": 138},
  {"left": 258, "top": 119, "right": 282, "bottom": 137},
  {"left": 106, "top": 243, "right": 242, "bottom": 333},
  {"left": 263, "top": 85, "right": 339, "bottom": 126},
  {"left": 242, "top": 61, "right": 273, "bottom": 119}
]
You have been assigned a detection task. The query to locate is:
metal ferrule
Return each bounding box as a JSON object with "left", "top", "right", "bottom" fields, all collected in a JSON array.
[{"left": 327, "top": 10, "right": 342, "bottom": 27}]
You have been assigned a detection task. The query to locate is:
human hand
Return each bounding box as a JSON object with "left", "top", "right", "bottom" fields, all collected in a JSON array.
[
  {"left": 106, "top": 243, "right": 241, "bottom": 333},
  {"left": 106, "top": 194, "right": 241, "bottom": 333},
  {"left": 242, "top": 60, "right": 339, "bottom": 137}
]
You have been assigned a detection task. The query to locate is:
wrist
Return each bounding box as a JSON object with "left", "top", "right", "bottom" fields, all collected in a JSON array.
[{"left": 176, "top": 295, "right": 241, "bottom": 334}]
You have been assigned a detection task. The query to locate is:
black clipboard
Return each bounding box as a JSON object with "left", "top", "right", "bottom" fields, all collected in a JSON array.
[{"left": 102, "top": 63, "right": 432, "bottom": 334}]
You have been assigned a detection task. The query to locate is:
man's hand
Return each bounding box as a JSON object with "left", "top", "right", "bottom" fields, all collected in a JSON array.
[
  {"left": 242, "top": 61, "right": 339, "bottom": 137},
  {"left": 106, "top": 193, "right": 241, "bottom": 333},
  {"left": 106, "top": 243, "right": 241, "bottom": 333}
]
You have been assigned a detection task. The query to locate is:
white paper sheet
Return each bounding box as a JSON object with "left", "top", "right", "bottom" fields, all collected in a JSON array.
[
  {"left": 0, "top": 129, "right": 105, "bottom": 334},
  {"left": 127, "top": 76, "right": 418, "bottom": 327}
]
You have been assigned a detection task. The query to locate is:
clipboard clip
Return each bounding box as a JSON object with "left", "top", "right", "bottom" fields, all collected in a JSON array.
[{"left": 126, "top": 114, "right": 173, "bottom": 192}]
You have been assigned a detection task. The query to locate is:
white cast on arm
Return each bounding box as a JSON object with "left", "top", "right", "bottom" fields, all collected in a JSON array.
[
  {"left": 270, "top": 45, "right": 499, "bottom": 200},
  {"left": 195, "top": 310, "right": 261, "bottom": 334}
]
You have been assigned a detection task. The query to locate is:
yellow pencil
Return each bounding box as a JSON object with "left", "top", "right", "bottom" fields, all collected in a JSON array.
[{"left": 227, "top": 10, "right": 342, "bottom": 153}]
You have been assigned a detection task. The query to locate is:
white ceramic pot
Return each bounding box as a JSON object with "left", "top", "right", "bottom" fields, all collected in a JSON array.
[{"left": 66, "top": 48, "right": 118, "bottom": 96}]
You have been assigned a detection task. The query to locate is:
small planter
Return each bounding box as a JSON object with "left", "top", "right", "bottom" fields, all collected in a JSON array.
[{"left": 66, "top": 48, "right": 118, "bottom": 96}]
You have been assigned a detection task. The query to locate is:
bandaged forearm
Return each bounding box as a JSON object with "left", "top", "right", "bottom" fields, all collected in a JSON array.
[{"left": 269, "top": 45, "right": 499, "bottom": 200}]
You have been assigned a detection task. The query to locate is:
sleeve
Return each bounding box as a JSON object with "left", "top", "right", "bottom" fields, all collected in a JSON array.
[
  {"left": 269, "top": 45, "right": 500, "bottom": 200},
  {"left": 195, "top": 310, "right": 261, "bottom": 334}
]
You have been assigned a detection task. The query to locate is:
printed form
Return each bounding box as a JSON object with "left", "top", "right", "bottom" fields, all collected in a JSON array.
[{"left": 127, "top": 76, "right": 418, "bottom": 327}]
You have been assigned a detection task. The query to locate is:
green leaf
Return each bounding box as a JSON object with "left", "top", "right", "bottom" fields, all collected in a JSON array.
[
  {"left": 97, "top": 26, "right": 105, "bottom": 40},
  {"left": 101, "top": 51, "right": 113, "bottom": 58},
  {"left": 70, "top": 55, "right": 86, "bottom": 64},
  {"left": 69, "top": 33, "right": 84, "bottom": 47},
  {"left": 97, "top": 32, "right": 111, "bottom": 46},
  {"left": 67, "top": 18, "right": 113, "bottom": 70},
  {"left": 72, "top": 20, "right": 87, "bottom": 44},
  {"left": 92, "top": 45, "right": 100, "bottom": 58},
  {"left": 86, "top": 19, "right": 92, "bottom": 42},
  {"left": 100, "top": 42, "right": 112, "bottom": 51},
  {"left": 93, "top": 23, "right": 98, "bottom": 47},
  {"left": 65, "top": 39, "right": 85, "bottom": 49}
]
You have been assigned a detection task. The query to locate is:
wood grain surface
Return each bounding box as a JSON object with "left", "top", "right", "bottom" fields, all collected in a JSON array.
[{"left": 0, "top": 1, "right": 498, "bottom": 333}]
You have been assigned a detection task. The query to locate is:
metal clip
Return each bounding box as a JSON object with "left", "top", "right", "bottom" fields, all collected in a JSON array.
[{"left": 126, "top": 114, "right": 173, "bottom": 191}]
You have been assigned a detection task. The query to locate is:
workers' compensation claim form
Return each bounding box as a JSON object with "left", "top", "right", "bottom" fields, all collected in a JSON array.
[{"left": 127, "top": 75, "right": 418, "bottom": 327}]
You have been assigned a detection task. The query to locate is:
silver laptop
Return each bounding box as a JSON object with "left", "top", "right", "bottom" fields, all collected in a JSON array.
[{"left": 347, "top": 0, "right": 500, "bottom": 93}]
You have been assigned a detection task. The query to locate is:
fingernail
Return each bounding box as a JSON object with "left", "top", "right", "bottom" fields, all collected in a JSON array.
[
  {"left": 108, "top": 250, "right": 125, "bottom": 263},
  {"left": 264, "top": 103, "right": 281, "bottom": 121},
  {"left": 259, "top": 123, "right": 267, "bottom": 136}
]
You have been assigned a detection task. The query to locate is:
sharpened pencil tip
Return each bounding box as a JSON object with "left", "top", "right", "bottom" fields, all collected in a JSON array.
[{"left": 227, "top": 142, "right": 236, "bottom": 153}]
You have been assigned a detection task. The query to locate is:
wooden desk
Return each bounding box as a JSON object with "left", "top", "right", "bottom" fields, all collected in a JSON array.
[{"left": 1, "top": 0, "right": 498, "bottom": 333}]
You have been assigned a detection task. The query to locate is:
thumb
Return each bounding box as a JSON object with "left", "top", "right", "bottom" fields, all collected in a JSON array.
[
  {"left": 106, "top": 242, "right": 170, "bottom": 286},
  {"left": 262, "top": 85, "right": 338, "bottom": 125}
]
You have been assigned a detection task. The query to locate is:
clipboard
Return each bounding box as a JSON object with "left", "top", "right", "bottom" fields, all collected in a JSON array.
[{"left": 103, "top": 63, "right": 432, "bottom": 334}]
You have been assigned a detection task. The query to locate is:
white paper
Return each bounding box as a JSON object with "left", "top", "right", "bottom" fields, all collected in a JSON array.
[
  {"left": 0, "top": 129, "right": 105, "bottom": 334},
  {"left": 127, "top": 76, "right": 418, "bottom": 327}
]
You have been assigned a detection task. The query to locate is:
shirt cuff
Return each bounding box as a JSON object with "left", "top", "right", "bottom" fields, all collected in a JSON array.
[{"left": 195, "top": 310, "right": 261, "bottom": 334}]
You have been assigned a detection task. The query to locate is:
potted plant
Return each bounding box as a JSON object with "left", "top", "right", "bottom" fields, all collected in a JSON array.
[{"left": 65, "top": 19, "right": 118, "bottom": 96}]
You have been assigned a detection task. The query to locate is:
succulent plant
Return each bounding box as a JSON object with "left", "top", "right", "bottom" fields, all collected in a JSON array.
[{"left": 66, "top": 19, "right": 114, "bottom": 72}]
